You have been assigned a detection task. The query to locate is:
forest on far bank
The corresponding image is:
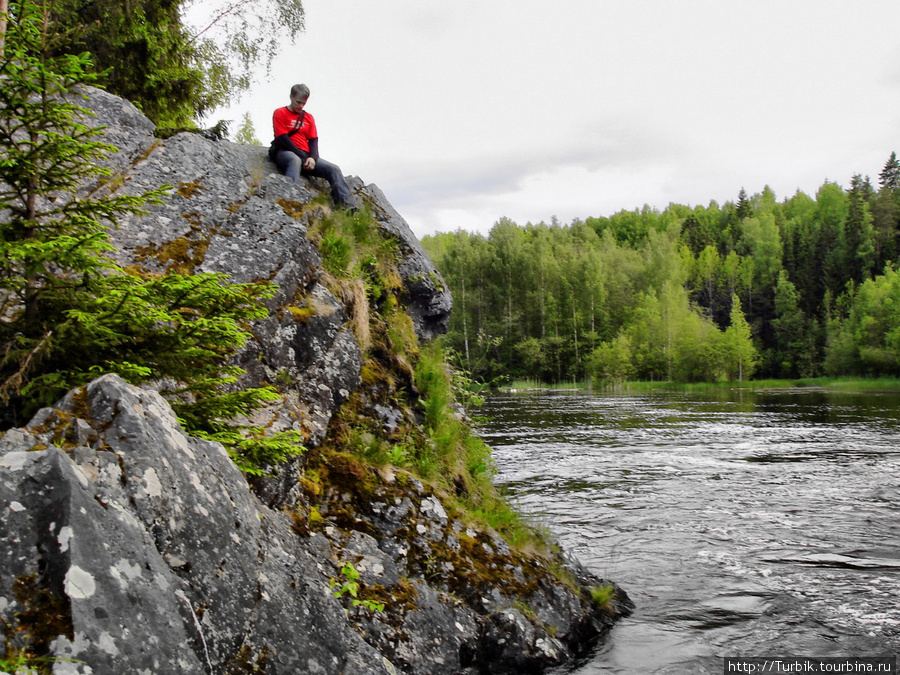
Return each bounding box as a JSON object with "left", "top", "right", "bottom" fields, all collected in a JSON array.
[{"left": 421, "top": 153, "right": 900, "bottom": 385}]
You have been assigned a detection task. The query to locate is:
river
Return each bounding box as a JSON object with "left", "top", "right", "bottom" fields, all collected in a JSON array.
[{"left": 477, "top": 388, "right": 900, "bottom": 674}]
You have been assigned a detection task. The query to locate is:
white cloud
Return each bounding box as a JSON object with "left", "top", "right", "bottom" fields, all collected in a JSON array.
[{"left": 208, "top": 0, "right": 900, "bottom": 238}]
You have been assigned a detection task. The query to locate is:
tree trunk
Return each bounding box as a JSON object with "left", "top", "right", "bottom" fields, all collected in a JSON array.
[{"left": 461, "top": 278, "right": 470, "bottom": 366}]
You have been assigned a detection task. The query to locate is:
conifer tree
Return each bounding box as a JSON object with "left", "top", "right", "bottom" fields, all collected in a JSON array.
[
  {"left": 50, "top": 0, "right": 305, "bottom": 126},
  {"left": 736, "top": 188, "right": 753, "bottom": 220},
  {"left": 1, "top": 0, "right": 158, "bottom": 418},
  {"left": 845, "top": 174, "right": 876, "bottom": 283},
  {"left": 234, "top": 111, "right": 261, "bottom": 145},
  {"left": 879, "top": 151, "right": 900, "bottom": 191},
  {"left": 0, "top": 0, "right": 302, "bottom": 473}
]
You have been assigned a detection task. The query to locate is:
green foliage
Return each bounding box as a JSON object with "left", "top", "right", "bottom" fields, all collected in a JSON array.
[
  {"left": 234, "top": 112, "right": 261, "bottom": 145},
  {"left": 588, "top": 334, "right": 635, "bottom": 386},
  {"left": 424, "top": 153, "right": 900, "bottom": 384},
  {"left": 0, "top": 650, "right": 80, "bottom": 673},
  {"left": 410, "top": 341, "right": 544, "bottom": 545},
  {"left": 186, "top": 0, "right": 305, "bottom": 113},
  {"left": 446, "top": 347, "right": 486, "bottom": 413},
  {"left": 0, "top": 0, "right": 302, "bottom": 476},
  {"left": 290, "top": 202, "right": 549, "bottom": 552},
  {"left": 321, "top": 230, "right": 354, "bottom": 277},
  {"left": 49, "top": 0, "right": 304, "bottom": 126},
  {"left": 825, "top": 265, "right": 900, "bottom": 376},
  {"left": 187, "top": 415, "right": 305, "bottom": 477},
  {"left": 309, "top": 205, "right": 398, "bottom": 284},
  {"left": 414, "top": 343, "right": 453, "bottom": 432},
  {"left": 329, "top": 562, "right": 384, "bottom": 612},
  {"left": 0, "top": 0, "right": 157, "bottom": 419},
  {"left": 50, "top": 0, "right": 205, "bottom": 126},
  {"left": 722, "top": 294, "right": 758, "bottom": 381},
  {"left": 880, "top": 152, "right": 900, "bottom": 191},
  {"left": 341, "top": 427, "right": 413, "bottom": 470},
  {"left": 589, "top": 584, "right": 615, "bottom": 612}
]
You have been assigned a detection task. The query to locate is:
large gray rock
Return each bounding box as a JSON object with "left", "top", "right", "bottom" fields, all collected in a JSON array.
[
  {"left": 0, "top": 375, "right": 386, "bottom": 674},
  {"left": 0, "top": 376, "right": 631, "bottom": 674},
  {"left": 0, "top": 88, "right": 629, "bottom": 673},
  {"left": 79, "top": 85, "right": 451, "bottom": 447}
]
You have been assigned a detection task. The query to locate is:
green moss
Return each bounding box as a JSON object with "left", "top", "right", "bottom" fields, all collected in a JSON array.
[
  {"left": 321, "top": 452, "right": 379, "bottom": 505},
  {"left": 298, "top": 471, "right": 322, "bottom": 499},
  {"left": 180, "top": 211, "right": 203, "bottom": 230},
  {"left": 276, "top": 198, "right": 322, "bottom": 221},
  {"left": 589, "top": 584, "right": 616, "bottom": 613},
  {"left": 176, "top": 180, "right": 206, "bottom": 199},
  {"left": 385, "top": 309, "right": 419, "bottom": 361},
  {"left": 68, "top": 386, "right": 91, "bottom": 421},
  {"left": 10, "top": 574, "right": 73, "bottom": 673},
  {"left": 288, "top": 509, "right": 309, "bottom": 536},
  {"left": 222, "top": 643, "right": 269, "bottom": 674},
  {"left": 156, "top": 237, "right": 191, "bottom": 263},
  {"left": 273, "top": 369, "right": 294, "bottom": 391},
  {"left": 134, "top": 232, "right": 211, "bottom": 274},
  {"left": 360, "top": 360, "right": 393, "bottom": 389},
  {"left": 286, "top": 306, "right": 316, "bottom": 322},
  {"left": 308, "top": 505, "right": 325, "bottom": 530}
]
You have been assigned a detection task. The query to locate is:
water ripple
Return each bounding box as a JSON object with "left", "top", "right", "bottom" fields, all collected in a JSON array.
[{"left": 482, "top": 390, "right": 900, "bottom": 673}]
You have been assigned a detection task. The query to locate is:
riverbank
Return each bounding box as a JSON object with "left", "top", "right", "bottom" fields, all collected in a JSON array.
[{"left": 505, "top": 377, "right": 900, "bottom": 394}]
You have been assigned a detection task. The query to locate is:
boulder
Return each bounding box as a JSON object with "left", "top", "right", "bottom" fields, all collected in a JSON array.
[
  {"left": 0, "top": 375, "right": 631, "bottom": 674},
  {"left": 0, "top": 87, "right": 630, "bottom": 674},
  {"left": 0, "top": 375, "right": 386, "bottom": 674},
  {"left": 77, "top": 85, "right": 451, "bottom": 450}
]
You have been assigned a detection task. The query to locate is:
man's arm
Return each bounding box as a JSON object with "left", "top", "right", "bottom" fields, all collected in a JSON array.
[{"left": 273, "top": 133, "right": 311, "bottom": 160}]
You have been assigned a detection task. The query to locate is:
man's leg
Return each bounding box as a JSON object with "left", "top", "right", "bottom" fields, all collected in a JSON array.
[
  {"left": 306, "top": 158, "right": 357, "bottom": 208},
  {"left": 275, "top": 150, "right": 303, "bottom": 183}
]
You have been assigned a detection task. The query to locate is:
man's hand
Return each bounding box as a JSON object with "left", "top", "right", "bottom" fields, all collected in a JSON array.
[{"left": 303, "top": 157, "right": 316, "bottom": 171}]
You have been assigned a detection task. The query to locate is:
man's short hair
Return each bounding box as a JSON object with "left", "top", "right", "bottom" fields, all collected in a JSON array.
[{"left": 290, "top": 84, "right": 310, "bottom": 101}]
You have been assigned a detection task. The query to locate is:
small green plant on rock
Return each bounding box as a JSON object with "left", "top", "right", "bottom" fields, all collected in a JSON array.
[
  {"left": 0, "top": 651, "right": 81, "bottom": 674},
  {"left": 589, "top": 584, "right": 616, "bottom": 612},
  {"left": 329, "top": 562, "right": 384, "bottom": 612},
  {"left": 0, "top": 651, "right": 37, "bottom": 674},
  {"left": 386, "top": 444, "right": 411, "bottom": 467}
]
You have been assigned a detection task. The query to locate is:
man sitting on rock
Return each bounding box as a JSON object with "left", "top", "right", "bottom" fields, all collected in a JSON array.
[{"left": 270, "top": 83, "right": 357, "bottom": 210}]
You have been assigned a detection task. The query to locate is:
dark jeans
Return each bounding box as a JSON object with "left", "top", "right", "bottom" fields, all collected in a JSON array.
[{"left": 275, "top": 151, "right": 356, "bottom": 208}]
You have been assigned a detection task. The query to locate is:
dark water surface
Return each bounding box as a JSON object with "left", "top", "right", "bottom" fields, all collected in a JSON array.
[{"left": 478, "top": 389, "right": 900, "bottom": 674}]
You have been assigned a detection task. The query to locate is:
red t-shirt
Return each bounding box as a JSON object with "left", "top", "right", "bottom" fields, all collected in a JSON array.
[{"left": 272, "top": 106, "right": 318, "bottom": 153}]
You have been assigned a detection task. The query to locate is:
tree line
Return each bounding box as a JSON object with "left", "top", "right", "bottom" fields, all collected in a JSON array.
[{"left": 422, "top": 154, "right": 900, "bottom": 385}]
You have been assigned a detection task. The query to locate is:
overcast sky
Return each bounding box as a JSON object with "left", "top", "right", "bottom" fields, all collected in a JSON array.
[{"left": 212, "top": 0, "right": 900, "bottom": 238}]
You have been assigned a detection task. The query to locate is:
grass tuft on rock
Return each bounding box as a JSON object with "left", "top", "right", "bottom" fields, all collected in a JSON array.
[{"left": 290, "top": 201, "right": 550, "bottom": 552}]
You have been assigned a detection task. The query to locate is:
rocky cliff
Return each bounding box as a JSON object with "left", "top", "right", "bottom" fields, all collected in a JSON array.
[{"left": 0, "top": 88, "right": 631, "bottom": 674}]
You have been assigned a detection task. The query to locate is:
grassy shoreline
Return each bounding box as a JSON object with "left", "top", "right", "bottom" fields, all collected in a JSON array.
[{"left": 505, "top": 377, "right": 900, "bottom": 394}]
